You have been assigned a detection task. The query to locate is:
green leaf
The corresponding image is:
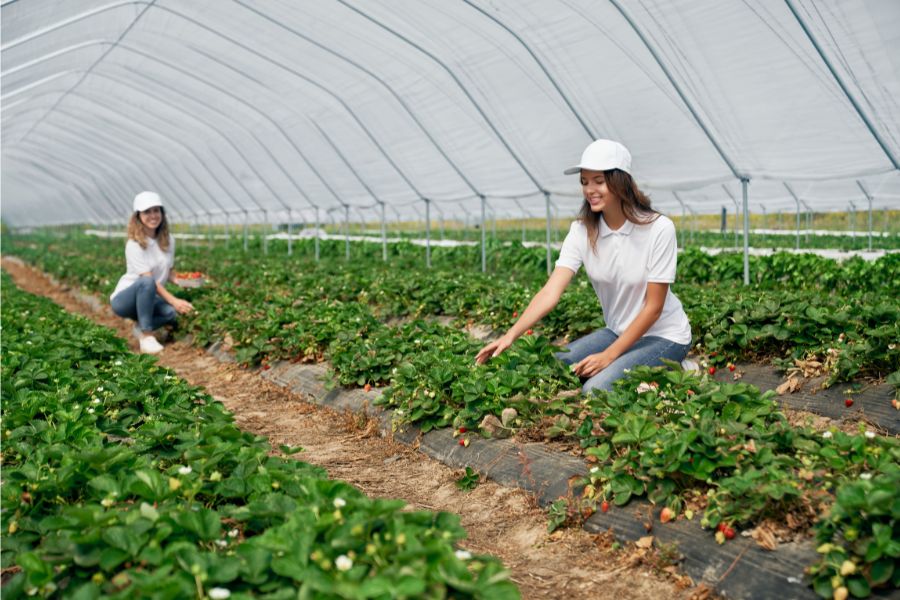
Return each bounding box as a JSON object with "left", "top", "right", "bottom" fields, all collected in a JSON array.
[
  {"left": 175, "top": 508, "right": 222, "bottom": 541},
  {"left": 870, "top": 558, "right": 893, "bottom": 585},
  {"left": 846, "top": 576, "right": 870, "bottom": 598}
]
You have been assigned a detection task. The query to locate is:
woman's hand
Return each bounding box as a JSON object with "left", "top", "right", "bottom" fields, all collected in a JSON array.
[
  {"left": 171, "top": 298, "right": 194, "bottom": 314},
  {"left": 572, "top": 351, "right": 616, "bottom": 378},
  {"left": 475, "top": 334, "right": 515, "bottom": 364}
]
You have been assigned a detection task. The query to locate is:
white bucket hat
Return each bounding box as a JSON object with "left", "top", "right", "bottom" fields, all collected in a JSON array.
[
  {"left": 564, "top": 139, "right": 632, "bottom": 175},
  {"left": 133, "top": 191, "right": 163, "bottom": 212}
]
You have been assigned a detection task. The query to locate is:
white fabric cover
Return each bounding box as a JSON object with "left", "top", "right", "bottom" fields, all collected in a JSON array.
[{"left": 2, "top": 0, "right": 899, "bottom": 226}]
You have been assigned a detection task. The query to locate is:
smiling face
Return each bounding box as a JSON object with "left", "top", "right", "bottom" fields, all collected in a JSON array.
[
  {"left": 580, "top": 169, "right": 620, "bottom": 213},
  {"left": 138, "top": 206, "right": 162, "bottom": 234}
]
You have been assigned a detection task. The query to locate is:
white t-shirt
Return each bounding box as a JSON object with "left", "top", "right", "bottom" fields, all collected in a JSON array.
[
  {"left": 110, "top": 236, "right": 175, "bottom": 300},
  {"left": 555, "top": 215, "right": 692, "bottom": 345}
]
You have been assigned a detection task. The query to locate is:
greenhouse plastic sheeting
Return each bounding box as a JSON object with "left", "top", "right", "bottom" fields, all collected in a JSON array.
[{"left": 2, "top": 0, "right": 899, "bottom": 226}]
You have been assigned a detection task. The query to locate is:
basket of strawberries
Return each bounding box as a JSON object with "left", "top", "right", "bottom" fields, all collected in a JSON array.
[{"left": 172, "top": 271, "right": 206, "bottom": 288}]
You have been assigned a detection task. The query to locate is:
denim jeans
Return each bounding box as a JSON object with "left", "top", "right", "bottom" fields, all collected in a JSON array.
[
  {"left": 555, "top": 328, "right": 691, "bottom": 394},
  {"left": 110, "top": 276, "right": 176, "bottom": 332}
]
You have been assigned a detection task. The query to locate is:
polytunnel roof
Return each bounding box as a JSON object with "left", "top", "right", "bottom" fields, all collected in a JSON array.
[{"left": 2, "top": 0, "right": 899, "bottom": 226}]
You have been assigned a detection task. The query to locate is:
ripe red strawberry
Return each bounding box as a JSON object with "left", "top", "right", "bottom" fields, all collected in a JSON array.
[
  {"left": 526, "top": 329, "right": 534, "bottom": 335},
  {"left": 660, "top": 507, "right": 674, "bottom": 523},
  {"left": 708, "top": 366, "right": 716, "bottom": 375},
  {"left": 724, "top": 526, "right": 736, "bottom": 540},
  {"left": 727, "top": 363, "right": 736, "bottom": 372},
  {"left": 600, "top": 500, "right": 610, "bottom": 513},
  {"left": 459, "top": 439, "right": 466, "bottom": 446},
  {"left": 458, "top": 426, "right": 467, "bottom": 434},
  {"left": 717, "top": 523, "right": 727, "bottom": 533},
  {"left": 364, "top": 383, "right": 372, "bottom": 392},
  {"left": 262, "top": 364, "right": 270, "bottom": 371},
  {"left": 844, "top": 398, "right": 854, "bottom": 408},
  {"left": 512, "top": 311, "right": 518, "bottom": 318}
]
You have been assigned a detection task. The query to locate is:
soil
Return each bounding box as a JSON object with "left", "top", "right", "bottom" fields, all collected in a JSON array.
[{"left": 2, "top": 257, "right": 715, "bottom": 600}]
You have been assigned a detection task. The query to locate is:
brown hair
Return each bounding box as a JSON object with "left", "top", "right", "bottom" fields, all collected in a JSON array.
[
  {"left": 127, "top": 207, "right": 170, "bottom": 251},
  {"left": 578, "top": 169, "right": 658, "bottom": 251}
]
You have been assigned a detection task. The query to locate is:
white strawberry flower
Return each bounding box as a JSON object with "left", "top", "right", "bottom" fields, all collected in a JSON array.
[
  {"left": 335, "top": 555, "right": 353, "bottom": 571},
  {"left": 228, "top": 529, "right": 239, "bottom": 538},
  {"left": 864, "top": 430, "right": 876, "bottom": 439},
  {"left": 455, "top": 549, "right": 472, "bottom": 560},
  {"left": 208, "top": 588, "right": 231, "bottom": 599},
  {"left": 822, "top": 431, "right": 833, "bottom": 439},
  {"left": 859, "top": 473, "right": 872, "bottom": 480},
  {"left": 178, "top": 466, "right": 192, "bottom": 475},
  {"left": 333, "top": 497, "right": 346, "bottom": 508}
]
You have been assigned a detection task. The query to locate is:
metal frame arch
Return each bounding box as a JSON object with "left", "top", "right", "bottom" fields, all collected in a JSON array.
[
  {"left": 145, "top": 3, "right": 427, "bottom": 201},
  {"left": 8, "top": 140, "right": 163, "bottom": 225},
  {"left": 62, "top": 88, "right": 252, "bottom": 218},
  {"left": 460, "top": 0, "right": 595, "bottom": 140},
  {"left": 230, "top": 0, "right": 485, "bottom": 198},
  {"left": 3, "top": 152, "right": 120, "bottom": 225},
  {"left": 102, "top": 42, "right": 319, "bottom": 217},
  {"left": 606, "top": 0, "right": 748, "bottom": 182},
  {"left": 104, "top": 64, "right": 293, "bottom": 217},
  {"left": 11, "top": 0, "right": 157, "bottom": 147},
  {"left": 785, "top": 0, "right": 900, "bottom": 170},
  {"left": 334, "top": 0, "right": 547, "bottom": 194},
  {"left": 5, "top": 84, "right": 260, "bottom": 227}
]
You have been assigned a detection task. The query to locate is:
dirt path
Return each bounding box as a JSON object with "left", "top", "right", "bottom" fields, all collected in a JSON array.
[{"left": 3, "top": 258, "right": 712, "bottom": 600}]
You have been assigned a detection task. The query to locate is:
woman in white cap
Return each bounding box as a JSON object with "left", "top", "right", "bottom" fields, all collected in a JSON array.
[
  {"left": 110, "top": 192, "right": 194, "bottom": 354},
  {"left": 476, "top": 139, "right": 692, "bottom": 393}
]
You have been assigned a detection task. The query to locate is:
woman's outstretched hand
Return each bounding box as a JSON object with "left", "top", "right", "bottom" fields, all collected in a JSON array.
[
  {"left": 571, "top": 351, "right": 615, "bottom": 378},
  {"left": 172, "top": 298, "right": 194, "bottom": 314},
  {"left": 475, "top": 334, "right": 514, "bottom": 364}
]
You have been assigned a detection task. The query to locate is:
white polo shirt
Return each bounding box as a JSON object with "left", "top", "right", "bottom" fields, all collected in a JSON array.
[
  {"left": 110, "top": 236, "right": 175, "bottom": 301},
  {"left": 555, "top": 215, "right": 691, "bottom": 345}
]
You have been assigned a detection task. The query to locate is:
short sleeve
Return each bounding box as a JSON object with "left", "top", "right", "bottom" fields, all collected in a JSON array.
[
  {"left": 646, "top": 218, "right": 678, "bottom": 283},
  {"left": 555, "top": 221, "right": 585, "bottom": 274},
  {"left": 167, "top": 235, "right": 176, "bottom": 268},
  {"left": 125, "top": 240, "right": 153, "bottom": 274}
]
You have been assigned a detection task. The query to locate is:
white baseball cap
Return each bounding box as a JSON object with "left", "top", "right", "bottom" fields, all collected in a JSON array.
[
  {"left": 564, "top": 139, "right": 632, "bottom": 175},
  {"left": 133, "top": 191, "right": 163, "bottom": 212}
]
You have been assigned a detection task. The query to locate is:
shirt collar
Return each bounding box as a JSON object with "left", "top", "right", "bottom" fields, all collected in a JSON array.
[{"left": 599, "top": 215, "right": 635, "bottom": 237}]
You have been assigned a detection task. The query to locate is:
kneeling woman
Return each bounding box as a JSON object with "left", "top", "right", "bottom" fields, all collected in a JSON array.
[
  {"left": 476, "top": 140, "right": 691, "bottom": 393},
  {"left": 110, "top": 191, "right": 194, "bottom": 354}
]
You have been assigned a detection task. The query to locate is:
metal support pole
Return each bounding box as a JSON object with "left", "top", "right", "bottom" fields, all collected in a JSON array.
[
  {"left": 243, "top": 210, "right": 249, "bottom": 252},
  {"left": 856, "top": 181, "right": 874, "bottom": 252},
  {"left": 263, "top": 209, "right": 269, "bottom": 255},
  {"left": 783, "top": 183, "right": 801, "bottom": 251},
  {"left": 314, "top": 206, "right": 321, "bottom": 262},
  {"left": 480, "top": 195, "right": 487, "bottom": 273},
  {"left": 344, "top": 204, "right": 350, "bottom": 261},
  {"left": 802, "top": 201, "right": 812, "bottom": 245},
  {"left": 741, "top": 178, "right": 750, "bottom": 286},
  {"left": 689, "top": 206, "right": 696, "bottom": 245},
  {"left": 425, "top": 198, "right": 432, "bottom": 268},
  {"left": 544, "top": 191, "right": 552, "bottom": 275},
  {"left": 288, "top": 214, "right": 293, "bottom": 256},
  {"left": 673, "top": 191, "right": 687, "bottom": 248},
  {"left": 380, "top": 202, "right": 387, "bottom": 261},
  {"left": 849, "top": 201, "right": 857, "bottom": 239}
]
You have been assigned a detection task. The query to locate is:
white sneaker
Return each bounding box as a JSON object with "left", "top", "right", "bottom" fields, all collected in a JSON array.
[
  {"left": 139, "top": 336, "right": 164, "bottom": 355},
  {"left": 680, "top": 359, "right": 700, "bottom": 372}
]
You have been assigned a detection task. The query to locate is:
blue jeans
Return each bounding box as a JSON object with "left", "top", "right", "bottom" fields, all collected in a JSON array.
[
  {"left": 555, "top": 328, "right": 691, "bottom": 394},
  {"left": 110, "top": 276, "right": 176, "bottom": 332}
]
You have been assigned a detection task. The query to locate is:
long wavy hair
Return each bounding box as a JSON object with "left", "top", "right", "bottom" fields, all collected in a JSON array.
[
  {"left": 127, "top": 207, "right": 170, "bottom": 251},
  {"left": 578, "top": 169, "right": 657, "bottom": 251}
]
